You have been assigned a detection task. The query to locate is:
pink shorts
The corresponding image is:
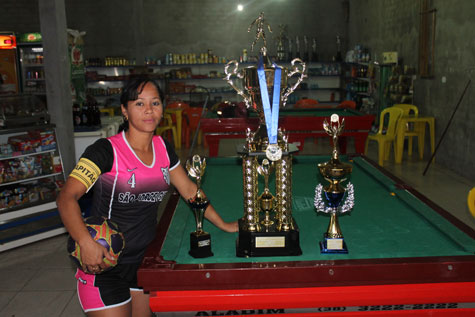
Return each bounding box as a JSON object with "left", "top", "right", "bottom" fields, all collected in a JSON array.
[{"left": 75, "top": 262, "right": 142, "bottom": 313}]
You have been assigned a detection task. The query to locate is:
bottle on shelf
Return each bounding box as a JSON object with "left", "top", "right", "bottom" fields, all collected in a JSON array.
[
  {"left": 72, "top": 103, "right": 81, "bottom": 126},
  {"left": 81, "top": 103, "right": 89, "bottom": 126}
]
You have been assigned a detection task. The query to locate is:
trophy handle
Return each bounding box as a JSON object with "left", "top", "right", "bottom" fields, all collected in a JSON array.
[
  {"left": 224, "top": 60, "right": 252, "bottom": 109},
  {"left": 281, "top": 58, "right": 307, "bottom": 106}
]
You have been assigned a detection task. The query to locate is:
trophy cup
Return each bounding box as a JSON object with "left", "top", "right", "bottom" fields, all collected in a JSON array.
[
  {"left": 303, "top": 36, "right": 309, "bottom": 61},
  {"left": 276, "top": 24, "right": 287, "bottom": 62},
  {"left": 314, "top": 114, "right": 355, "bottom": 253},
  {"left": 311, "top": 38, "right": 319, "bottom": 62},
  {"left": 224, "top": 12, "right": 306, "bottom": 257},
  {"left": 335, "top": 35, "right": 342, "bottom": 62},
  {"left": 186, "top": 155, "right": 213, "bottom": 258}
]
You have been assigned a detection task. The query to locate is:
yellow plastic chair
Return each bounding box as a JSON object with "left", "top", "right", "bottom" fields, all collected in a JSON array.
[
  {"left": 393, "top": 104, "right": 423, "bottom": 159},
  {"left": 365, "top": 107, "right": 404, "bottom": 166},
  {"left": 100, "top": 107, "right": 116, "bottom": 117},
  {"left": 468, "top": 187, "right": 475, "bottom": 218},
  {"left": 156, "top": 113, "right": 178, "bottom": 149}
]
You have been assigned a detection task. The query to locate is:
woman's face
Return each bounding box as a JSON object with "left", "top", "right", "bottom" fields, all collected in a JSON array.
[{"left": 122, "top": 82, "right": 163, "bottom": 134}]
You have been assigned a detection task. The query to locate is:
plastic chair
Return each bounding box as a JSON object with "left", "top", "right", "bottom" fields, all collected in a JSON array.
[
  {"left": 166, "top": 101, "right": 190, "bottom": 148},
  {"left": 393, "top": 104, "right": 423, "bottom": 159},
  {"left": 99, "top": 107, "right": 116, "bottom": 117},
  {"left": 337, "top": 100, "right": 356, "bottom": 110},
  {"left": 183, "top": 106, "right": 206, "bottom": 148},
  {"left": 294, "top": 98, "right": 319, "bottom": 109},
  {"left": 468, "top": 187, "right": 475, "bottom": 218},
  {"left": 156, "top": 113, "right": 178, "bottom": 149},
  {"left": 365, "top": 107, "right": 404, "bottom": 166}
]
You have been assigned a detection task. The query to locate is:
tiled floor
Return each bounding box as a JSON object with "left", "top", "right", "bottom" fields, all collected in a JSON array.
[{"left": 1, "top": 137, "right": 474, "bottom": 316}]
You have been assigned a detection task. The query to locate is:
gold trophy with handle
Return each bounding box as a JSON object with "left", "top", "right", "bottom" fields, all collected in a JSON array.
[
  {"left": 186, "top": 155, "right": 213, "bottom": 258},
  {"left": 225, "top": 13, "right": 306, "bottom": 257},
  {"left": 314, "top": 114, "right": 355, "bottom": 253}
]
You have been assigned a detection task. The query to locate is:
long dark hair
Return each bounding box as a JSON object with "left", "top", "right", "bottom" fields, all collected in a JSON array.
[{"left": 118, "top": 76, "right": 164, "bottom": 132}]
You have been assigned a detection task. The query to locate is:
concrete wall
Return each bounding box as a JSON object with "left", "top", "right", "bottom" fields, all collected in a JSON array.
[
  {"left": 349, "top": 0, "right": 475, "bottom": 180},
  {"left": 0, "top": 0, "right": 348, "bottom": 62},
  {"left": 63, "top": 0, "right": 348, "bottom": 62}
]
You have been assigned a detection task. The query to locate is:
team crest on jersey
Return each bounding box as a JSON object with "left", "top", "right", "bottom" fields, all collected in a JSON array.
[{"left": 161, "top": 167, "right": 170, "bottom": 185}]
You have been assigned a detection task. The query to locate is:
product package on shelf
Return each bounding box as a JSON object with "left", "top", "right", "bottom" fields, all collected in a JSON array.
[{"left": 0, "top": 178, "right": 60, "bottom": 211}]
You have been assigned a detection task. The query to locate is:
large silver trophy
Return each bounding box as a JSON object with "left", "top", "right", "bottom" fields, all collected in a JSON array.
[
  {"left": 225, "top": 12, "right": 306, "bottom": 257},
  {"left": 314, "top": 114, "right": 355, "bottom": 253}
]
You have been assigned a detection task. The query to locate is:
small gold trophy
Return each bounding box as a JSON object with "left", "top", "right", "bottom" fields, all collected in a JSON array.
[
  {"left": 186, "top": 155, "right": 213, "bottom": 258},
  {"left": 314, "top": 114, "right": 355, "bottom": 253},
  {"left": 257, "top": 159, "right": 275, "bottom": 229},
  {"left": 225, "top": 13, "right": 306, "bottom": 257}
]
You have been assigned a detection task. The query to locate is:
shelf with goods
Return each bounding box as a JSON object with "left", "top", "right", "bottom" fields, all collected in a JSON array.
[
  {"left": 343, "top": 62, "right": 377, "bottom": 113},
  {"left": 286, "top": 62, "right": 343, "bottom": 106},
  {"left": 0, "top": 124, "right": 66, "bottom": 252},
  {"left": 384, "top": 64, "right": 416, "bottom": 106},
  {"left": 85, "top": 60, "right": 344, "bottom": 109},
  {"left": 18, "top": 42, "right": 47, "bottom": 97}
]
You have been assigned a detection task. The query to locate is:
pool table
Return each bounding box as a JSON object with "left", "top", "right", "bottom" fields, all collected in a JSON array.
[
  {"left": 138, "top": 155, "right": 475, "bottom": 316},
  {"left": 200, "top": 108, "right": 375, "bottom": 156}
]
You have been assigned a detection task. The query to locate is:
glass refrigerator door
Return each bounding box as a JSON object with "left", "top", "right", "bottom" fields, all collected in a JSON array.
[
  {"left": 0, "top": 49, "right": 20, "bottom": 94},
  {"left": 18, "top": 44, "right": 46, "bottom": 96}
]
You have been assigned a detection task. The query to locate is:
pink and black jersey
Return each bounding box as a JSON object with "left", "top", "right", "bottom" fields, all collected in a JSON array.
[{"left": 79, "top": 131, "right": 179, "bottom": 263}]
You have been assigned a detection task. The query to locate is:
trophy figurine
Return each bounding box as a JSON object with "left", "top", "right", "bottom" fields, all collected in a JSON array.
[
  {"left": 303, "top": 36, "right": 309, "bottom": 61},
  {"left": 186, "top": 155, "right": 213, "bottom": 258},
  {"left": 224, "top": 13, "right": 306, "bottom": 257},
  {"left": 312, "top": 37, "right": 319, "bottom": 62},
  {"left": 314, "top": 114, "right": 355, "bottom": 253},
  {"left": 257, "top": 159, "right": 275, "bottom": 229},
  {"left": 335, "top": 35, "right": 342, "bottom": 62}
]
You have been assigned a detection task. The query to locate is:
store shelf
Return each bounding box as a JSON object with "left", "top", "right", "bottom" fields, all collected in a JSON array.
[
  {"left": 0, "top": 148, "right": 56, "bottom": 161},
  {"left": 86, "top": 61, "right": 344, "bottom": 106},
  {"left": 0, "top": 118, "right": 65, "bottom": 252},
  {"left": 22, "top": 64, "right": 44, "bottom": 67},
  {"left": 0, "top": 172, "right": 63, "bottom": 188},
  {"left": 0, "top": 200, "right": 56, "bottom": 221}
]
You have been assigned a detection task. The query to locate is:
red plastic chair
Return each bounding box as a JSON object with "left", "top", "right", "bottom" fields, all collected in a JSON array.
[
  {"left": 337, "top": 100, "right": 357, "bottom": 109},
  {"left": 183, "top": 106, "right": 207, "bottom": 148},
  {"left": 294, "top": 98, "right": 319, "bottom": 109}
]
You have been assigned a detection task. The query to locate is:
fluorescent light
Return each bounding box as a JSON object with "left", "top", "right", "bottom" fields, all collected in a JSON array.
[{"left": 237, "top": 4, "right": 243, "bottom": 11}]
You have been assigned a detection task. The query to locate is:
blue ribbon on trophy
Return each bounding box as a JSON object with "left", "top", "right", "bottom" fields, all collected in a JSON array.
[{"left": 257, "top": 56, "right": 282, "bottom": 161}]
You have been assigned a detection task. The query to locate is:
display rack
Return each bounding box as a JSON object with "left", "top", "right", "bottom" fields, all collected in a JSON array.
[
  {"left": 85, "top": 61, "right": 343, "bottom": 108},
  {"left": 0, "top": 124, "right": 66, "bottom": 252}
]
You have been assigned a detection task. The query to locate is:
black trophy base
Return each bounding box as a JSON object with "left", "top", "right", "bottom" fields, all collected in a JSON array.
[
  {"left": 189, "top": 232, "right": 213, "bottom": 258},
  {"left": 236, "top": 218, "right": 302, "bottom": 257},
  {"left": 319, "top": 236, "right": 348, "bottom": 254}
]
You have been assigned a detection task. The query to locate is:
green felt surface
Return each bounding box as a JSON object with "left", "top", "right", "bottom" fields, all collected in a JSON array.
[{"left": 161, "top": 156, "right": 475, "bottom": 264}]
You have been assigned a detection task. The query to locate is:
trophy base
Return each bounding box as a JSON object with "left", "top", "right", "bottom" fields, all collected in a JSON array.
[
  {"left": 236, "top": 218, "right": 302, "bottom": 257},
  {"left": 319, "top": 237, "right": 348, "bottom": 254},
  {"left": 189, "top": 232, "right": 213, "bottom": 258}
]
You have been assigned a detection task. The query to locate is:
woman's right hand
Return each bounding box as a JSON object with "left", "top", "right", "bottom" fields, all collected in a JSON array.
[{"left": 79, "top": 238, "right": 114, "bottom": 274}]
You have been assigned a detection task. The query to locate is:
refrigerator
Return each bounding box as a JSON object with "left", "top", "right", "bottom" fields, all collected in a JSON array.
[
  {"left": 0, "top": 33, "right": 20, "bottom": 95},
  {"left": 16, "top": 33, "right": 46, "bottom": 101}
]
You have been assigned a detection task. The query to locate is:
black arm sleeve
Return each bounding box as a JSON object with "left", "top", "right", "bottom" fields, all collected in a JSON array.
[
  {"left": 163, "top": 138, "right": 180, "bottom": 169},
  {"left": 80, "top": 138, "right": 114, "bottom": 174}
]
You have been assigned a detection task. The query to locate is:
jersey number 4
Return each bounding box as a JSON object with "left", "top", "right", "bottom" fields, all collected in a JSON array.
[{"left": 128, "top": 173, "right": 136, "bottom": 188}]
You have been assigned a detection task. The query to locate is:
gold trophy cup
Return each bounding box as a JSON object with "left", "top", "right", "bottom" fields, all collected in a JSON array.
[
  {"left": 314, "top": 114, "right": 355, "bottom": 253},
  {"left": 225, "top": 13, "right": 306, "bottom": 257},
  {"left": 186, "top": 155, "right": 213, "bottom": 258}
]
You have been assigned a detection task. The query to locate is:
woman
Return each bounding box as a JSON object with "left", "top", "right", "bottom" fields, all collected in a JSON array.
[{"left": 57, "top": 76, "right": 238, "bottom": 316}]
